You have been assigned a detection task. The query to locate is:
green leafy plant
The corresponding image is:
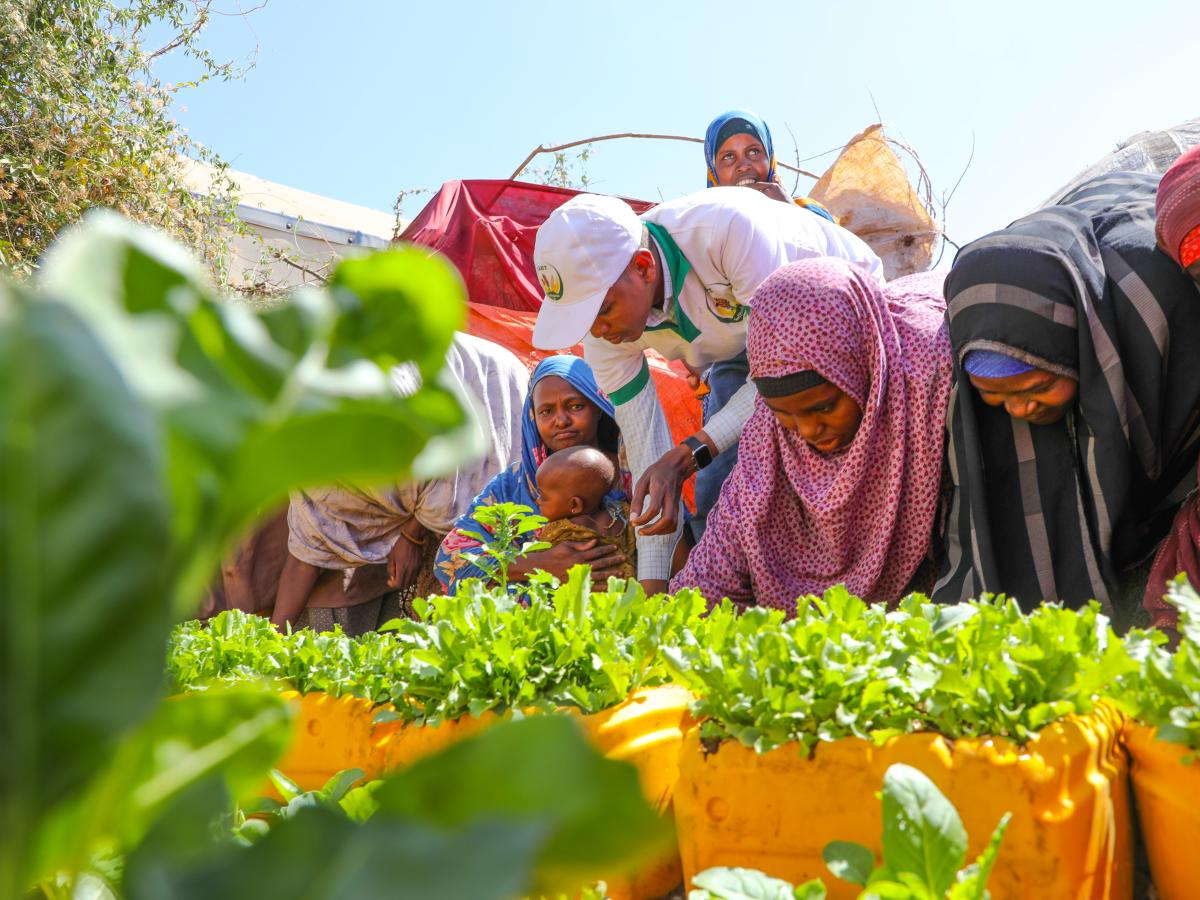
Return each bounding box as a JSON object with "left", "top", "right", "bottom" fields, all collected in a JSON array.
[
  {"left": 41, "top": 214, "right": 476, "bottom": 611},
  {"left": 0, "top": 213, "right": 476, "bottom": 896},
  {"left": 690, "top": 763, "right": 1009, "bottom": 900},
  {"left": 169, "top": 573, "right": 710, "bottom": 722},
  {"left": 459, "top": 501, "right": 550, "bottom": 590},
  {"left": 666, "top": 587, "right": 1129, "bottom": 754},
  {"left": 124, "top": 715, "right": 671, "bottom": 900},
  {"left": 665, "top": 589, "right": 938, "bottom": 754},
  {"left": 690, "top": 866, "right": 826, "bottom": 899},
  {"left": 1111, "top": 577, "right": 1200, "bottom": 750},
  {"left": 823, "top": 764, "right": 1009, "bottom": 900},
  {"left": 228, "top": 768, "right": 381, "bottom": 847}
]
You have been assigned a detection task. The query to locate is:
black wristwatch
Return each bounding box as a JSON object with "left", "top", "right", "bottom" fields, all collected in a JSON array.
[{"left": 682, "top": 436, "right": 713, "bottom": 471}]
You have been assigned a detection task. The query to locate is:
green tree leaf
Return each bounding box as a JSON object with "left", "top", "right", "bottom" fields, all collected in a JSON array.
[
  {"left": 0, "top": 1, "right": 249, "bottom": 279},
  {"left": 880, "top": 764, "right": 967, "bottom": 898},
  {"left": 0, "top": 287, "right": 172, "bottom": 893}
]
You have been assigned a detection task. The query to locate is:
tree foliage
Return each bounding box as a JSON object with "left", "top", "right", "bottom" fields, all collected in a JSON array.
[{"left": 0, "top": 0, "right": 247, "bottom": 278}]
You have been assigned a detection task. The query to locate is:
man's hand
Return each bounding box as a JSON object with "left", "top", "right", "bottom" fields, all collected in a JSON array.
[
  {"left": 631, "top": 444, "right": 695, "bottom": 536},
  {"left": 509, "top": 539, "right": 629, "bottom": 581},
  {"left": 387, "top": 521, "right": 428, "bottom": 590},
  {"left": 682, "top": 361, "right": 709, "bottom": 398}
]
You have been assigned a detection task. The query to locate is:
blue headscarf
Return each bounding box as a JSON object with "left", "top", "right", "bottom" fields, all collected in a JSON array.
[
  {"left": 435, "top": 354, "right": 621, "bottom": 590},
  {"left": 518, "top": 355, "right": 619, "bottom": 497},
  {"left": 962, "top": 349, "right": 1036, "bottom": 379},
  {"left": 704, "top": 109, "right": 777, "bottom": 188},
  {"left": 704, "top": 109, "right": 836, "bottom": 223}
]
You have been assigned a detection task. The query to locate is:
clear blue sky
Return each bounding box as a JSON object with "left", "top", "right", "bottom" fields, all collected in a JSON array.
[{"left": 157, "top": 0, "right": 1197, "bottom": 258}]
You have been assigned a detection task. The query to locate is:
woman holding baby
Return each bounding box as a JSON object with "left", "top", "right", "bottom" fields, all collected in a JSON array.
[{"left": 435, "top": 356, "right": 638, "bottom": 591}]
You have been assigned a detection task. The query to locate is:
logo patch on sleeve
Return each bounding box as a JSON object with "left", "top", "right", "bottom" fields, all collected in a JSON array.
[{"left": 704, "top": 283, "right": 748, "bottom": 323}]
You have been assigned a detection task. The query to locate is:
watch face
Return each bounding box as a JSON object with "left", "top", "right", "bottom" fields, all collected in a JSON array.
[{"left": 684, "top": 437, "right": 712, "bottom": 469}]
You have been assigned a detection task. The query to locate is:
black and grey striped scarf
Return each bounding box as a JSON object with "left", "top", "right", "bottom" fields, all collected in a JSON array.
[{"left": 935, "top": 172, "right": 1200, "bottom": 612}]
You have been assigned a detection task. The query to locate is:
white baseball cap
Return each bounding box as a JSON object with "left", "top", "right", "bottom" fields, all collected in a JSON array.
[{"left": 532, "top": 194, "right": 642, "bottom": 350}]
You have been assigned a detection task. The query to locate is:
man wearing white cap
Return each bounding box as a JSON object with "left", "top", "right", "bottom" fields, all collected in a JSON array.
[{"left": 532, "top": 186, "right": 884, "bottom": 591}]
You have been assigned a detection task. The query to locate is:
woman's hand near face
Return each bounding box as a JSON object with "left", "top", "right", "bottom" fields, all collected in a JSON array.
[
  {"left": 508, "top": 539, "right": 629, "bottom": 581},
  {"left": 745, "top": 180, "right": 792, "bottom": 204}
]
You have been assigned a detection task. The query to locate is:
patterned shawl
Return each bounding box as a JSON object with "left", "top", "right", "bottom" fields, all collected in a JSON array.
[
  {"left": 672, "top": 258, "right": 951, "bottom": 608},
  {"left": 936, "top": 172, "right": 1200, "bottom": 612}
]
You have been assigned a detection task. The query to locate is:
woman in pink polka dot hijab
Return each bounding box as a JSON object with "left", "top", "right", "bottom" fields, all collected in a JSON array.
[{"left": 671, "top": 257, "right": 952, "bottom": 610}]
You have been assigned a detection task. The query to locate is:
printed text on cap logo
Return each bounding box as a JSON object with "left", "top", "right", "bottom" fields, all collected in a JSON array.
[{"left": 537, "top": 263, "right": 564, "bottom": 302}]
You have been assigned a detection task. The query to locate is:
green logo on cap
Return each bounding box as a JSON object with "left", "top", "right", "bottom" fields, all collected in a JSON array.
[{"left": 538, "top": 264, "right": 564, "bottom": 302}]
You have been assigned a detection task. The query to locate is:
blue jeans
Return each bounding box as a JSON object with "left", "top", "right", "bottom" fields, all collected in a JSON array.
[{"left": 692, "top": 350, "right": 748, "bottom": 542}]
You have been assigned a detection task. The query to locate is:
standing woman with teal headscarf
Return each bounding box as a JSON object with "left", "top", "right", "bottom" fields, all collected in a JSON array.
[
  {"left": 691, "top": 109, "right": 837, "bottom": 540},
  {"left": 703, "top": 109, "right": 835, "bottom": 221}
]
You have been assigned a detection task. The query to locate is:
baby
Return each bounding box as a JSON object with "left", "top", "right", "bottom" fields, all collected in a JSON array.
[{"left": 534, "top": 445, "right": 636, "bottom": 579}]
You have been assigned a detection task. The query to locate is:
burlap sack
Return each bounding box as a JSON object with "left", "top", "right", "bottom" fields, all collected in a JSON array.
[{"left": 809, "top": 124, "right": 940, "bottom": 279}]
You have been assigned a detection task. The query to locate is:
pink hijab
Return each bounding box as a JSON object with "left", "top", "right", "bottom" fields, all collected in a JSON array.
[{"left": 672, "top": 258, "right": 951, "bottom": 609}]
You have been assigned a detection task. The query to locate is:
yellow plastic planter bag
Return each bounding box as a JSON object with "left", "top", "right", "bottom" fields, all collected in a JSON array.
[
  {"left": 271, "top": 691, "right": 396, "bottom": 791},
  {"left": 674, "top": 704, "right": 1131, "bottom": 900},
  {"left": 1125, "top": 721, "right": 1200, "bottom": 900},
  {"left": 577, "top": 685, "right": 694, "bottom": 900},
  {"left": 380, "top": 709, "right": 497, "bottom": 771},
  {"left": 271, "top": 687, "right": 693, "bottom": 900}
]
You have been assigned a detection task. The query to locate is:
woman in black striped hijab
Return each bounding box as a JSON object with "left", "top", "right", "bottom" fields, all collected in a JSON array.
[{"left": 935, "top": 172, "right": 1200, "bottom": 617}]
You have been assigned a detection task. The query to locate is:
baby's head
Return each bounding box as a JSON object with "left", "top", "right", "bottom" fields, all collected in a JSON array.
[{"left": 535, "top": 445, "right": 615, "bottom": 522}]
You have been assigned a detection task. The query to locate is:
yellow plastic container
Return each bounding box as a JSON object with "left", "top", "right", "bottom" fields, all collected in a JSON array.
[
  {"left": 1124, "top": 721, "right": 1200, "bottom": 900},
  {"left": 674, "top": 704, "right": 1131, "bottom": 900},
  {"left": 577, "top": 685, "right": 695, "bottom": 900},
  {"left": 271, "top": 692, "right": 500, "bottom": 791},
  {"left": 380, "top": 709, "right": 497, "bottom": 771},
  {"left": 272, "top": 691, "right": 395, "bottom": 791},
  {"left": 271, "top": 687, "right": 694, "bottom": 900}
]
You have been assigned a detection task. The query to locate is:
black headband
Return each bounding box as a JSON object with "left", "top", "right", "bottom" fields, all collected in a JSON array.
[{"left": 753, "top": 370, "right": 827, "bottom": 398}]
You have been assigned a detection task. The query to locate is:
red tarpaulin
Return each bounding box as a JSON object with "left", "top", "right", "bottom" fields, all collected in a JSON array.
[
  {"left": 400, "top": 180, "right": 701, "bottom": 508},
  {"left": 398, "top": 179, "right": 654, "bottom": 312}
]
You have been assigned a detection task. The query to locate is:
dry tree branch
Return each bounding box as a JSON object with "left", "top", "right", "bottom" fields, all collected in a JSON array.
[
  {"left": 211, "top": 0, "right": 270, "bottom": 15},
  {"left": 271, "top": 248, "right": 330, "bottom": 283},
  {"left": 933, "top": 132, "right": 976, "bottom": 266},
  {"left": 798, "top": 141, "right": 851, "bottom": 164},
  {"left": 509, "top": 132, "right": 822, "bottom": 182},
  {"left": 941, "top": 131, "right": 975, "bottom": 212},
  {"left": 880, "top": 133, "right": 935, "bottom": 216},
  {"left": 145, "top": 0, "right": 214, "bottom": 64},
  {"left": 784, "top": 122, "right": 804, "bottom": 195}
]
